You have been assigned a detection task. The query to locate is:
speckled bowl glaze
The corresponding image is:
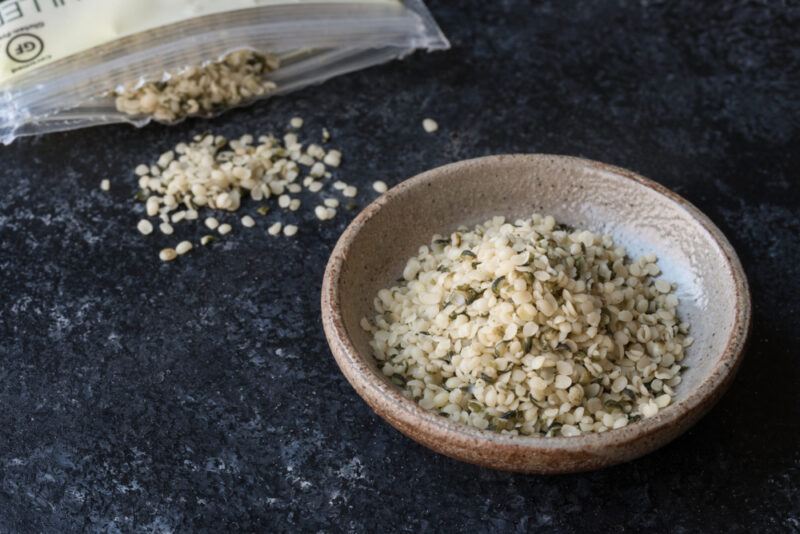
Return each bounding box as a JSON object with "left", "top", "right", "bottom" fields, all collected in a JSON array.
[{"left": 321, "top": 154, "right": 750, "bottom": 474}]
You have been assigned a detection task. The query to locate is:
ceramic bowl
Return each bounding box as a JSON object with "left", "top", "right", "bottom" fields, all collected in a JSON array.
[{"left": 321, "top": 154, "right": 750, "bottom": 473}]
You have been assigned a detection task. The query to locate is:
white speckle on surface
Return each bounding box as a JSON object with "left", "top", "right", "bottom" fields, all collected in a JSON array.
[{"left": 422, "top": 118, "right": 439, "bottom": 133}]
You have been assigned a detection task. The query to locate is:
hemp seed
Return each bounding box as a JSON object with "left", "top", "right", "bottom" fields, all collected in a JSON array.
[
  {"left": 422, "top": 118, "right": 439, "bottom": 133},
  {"left": 159, "top": 248, "right": 177, "bottom": 262},
  {"left": 113, "top": 50, "right": 279, "bottom": 123},
  {"left": 137, "top": 219, "right": 153, "bottom": 235},
  {"left": 175, "top": 241, "right": 193, "bottom": 255},
  {"left": 363, "top": 213, "right": 691, "bottom": 437}
]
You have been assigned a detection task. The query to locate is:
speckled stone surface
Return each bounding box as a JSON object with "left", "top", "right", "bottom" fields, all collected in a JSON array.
[{"left": 0, "top": 1, "right": 798, "bottom": 532}]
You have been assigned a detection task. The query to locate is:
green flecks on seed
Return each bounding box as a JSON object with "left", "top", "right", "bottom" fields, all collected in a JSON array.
[
  {"left": 492, "top": 276, "right": 506, "bottom": 296},
  {"left": 523, "top": 337, "right": 533, "bottom": 354},
  {"left": 547, "top": 424, "right": 562, "bottom": 436},
  {"left": 457, "top": 285, "right": 481, "bottom": 305},
  {"left": 467, "top": 400, "right": 484, "bottom": 412}
]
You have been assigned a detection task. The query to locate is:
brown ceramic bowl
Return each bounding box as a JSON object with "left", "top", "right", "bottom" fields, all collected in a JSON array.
[{"left": 321, "top": 154, "right": 750, "bottom": 473}]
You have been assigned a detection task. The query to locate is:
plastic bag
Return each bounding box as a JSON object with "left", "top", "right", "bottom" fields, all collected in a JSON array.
[{"left": 0, "top": 0, "right": 448, "bottom": 144}]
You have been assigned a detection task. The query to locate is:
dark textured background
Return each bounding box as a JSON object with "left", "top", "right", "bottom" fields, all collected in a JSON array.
[{"left": 1, "top": 1, "right": 799, "bottom": 532}]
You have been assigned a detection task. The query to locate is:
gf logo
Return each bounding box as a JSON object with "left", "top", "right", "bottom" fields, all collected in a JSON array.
[{"left": 7, "top": 33, "right": 44, "bottom": 63}]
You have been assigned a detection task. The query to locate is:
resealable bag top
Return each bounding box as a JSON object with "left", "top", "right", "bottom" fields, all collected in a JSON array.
[{"left": 0, "top": 0, "right": 448, "bottom": 144}]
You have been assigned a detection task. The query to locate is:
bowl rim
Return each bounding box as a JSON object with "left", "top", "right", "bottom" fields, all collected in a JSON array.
[{"left": 322, "top": 154, "right": 751, "bottom": 455}]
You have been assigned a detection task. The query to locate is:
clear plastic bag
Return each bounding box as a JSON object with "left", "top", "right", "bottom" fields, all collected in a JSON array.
[{"left": 0, "top": 0, "right": 448, "bottom": 144}]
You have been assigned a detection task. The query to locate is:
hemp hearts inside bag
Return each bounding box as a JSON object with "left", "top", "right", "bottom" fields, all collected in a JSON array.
[{"left": 0, "top": 0, "right": 448, "bottom": 144}]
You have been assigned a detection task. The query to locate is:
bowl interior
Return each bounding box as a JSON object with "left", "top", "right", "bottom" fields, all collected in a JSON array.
[{"left": 335, "top": 155, "right": 742, "bottom": 412}]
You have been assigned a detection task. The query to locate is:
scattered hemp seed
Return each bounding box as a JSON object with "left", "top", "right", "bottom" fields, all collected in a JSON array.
[
  {"left": 131, "top": 124, "right": 354, "bottom": 259},
  {"left": 290, "top": 117, "right": 304, "bottom": 129},
  {"left": 307, "top": 144, "right": 325, "bottom": 159},
  {"left": 283, "top": 224, "right": 298, "bottom": 237},
  {"left": 175, "top": 241, "right": 193, "bottom": 255},
  {"left": 309, "top": 162, "right": 326, "bottom": 178},
  {"left": 146, "top": 197, "right": 159, "bottom": 217},
  {"left": 372, "top": 181, "right": 388, "bottom": 194},
  {"left": 322, "top": 128, "right": 331, "bottom": 142},
  {"left": 268, "top": 222, "right": 283, "bottom": 236},
  {"left": 343, "top": 186, "right": 358, "bottom": 198},
  {"left": 159, "top": 248, "right": 177, "bottom": 262},
  {"left": 113, "top": 50, "right": 279, "bottom": 123},
  {"left": 362, "top": 214, "right": 691, "bottom": 437},
  {"left": 314, "top": 205, "right": 331, "bottom": 220},
  {"left": 422, "top": 118, "right": 439, "bottom": 133},
  {"left": 137, "top": 219, "right": 153, "bottom": 235},
  {"left": 323, "top": 150, "right": 342, "bottom": 168},
  {"left": 100, "top": 179, "right": 110, "bottom": 191},
  {"left": 200, "top": 235, "right": 215, "bottom": 246}
]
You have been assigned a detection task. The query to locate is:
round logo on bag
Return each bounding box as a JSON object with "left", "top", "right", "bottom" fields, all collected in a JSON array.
[{"left": 7, "top": 33, "right": 44, "bottom": 63}]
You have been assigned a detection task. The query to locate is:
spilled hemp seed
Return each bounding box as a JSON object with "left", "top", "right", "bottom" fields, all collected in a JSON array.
[{"left": 132, "top": 122, "right": 372, "bottom": 261}]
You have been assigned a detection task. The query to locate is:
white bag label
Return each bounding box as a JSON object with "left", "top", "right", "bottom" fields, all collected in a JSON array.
[{"left": 0, "top": 0, "right": 396, "bottom": 83}]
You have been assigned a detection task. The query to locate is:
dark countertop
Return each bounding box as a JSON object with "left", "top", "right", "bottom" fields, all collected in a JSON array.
[{"left": 1, "top": 1, "right": 799, "bottom": 532}]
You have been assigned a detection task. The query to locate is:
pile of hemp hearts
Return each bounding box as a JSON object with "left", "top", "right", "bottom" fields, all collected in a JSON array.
[
  {"left": 113, "top": 50, "right": 279, "bottom": 123},
  {"left": 362, "top": 215, "right": 692, "bottom": 437}
]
